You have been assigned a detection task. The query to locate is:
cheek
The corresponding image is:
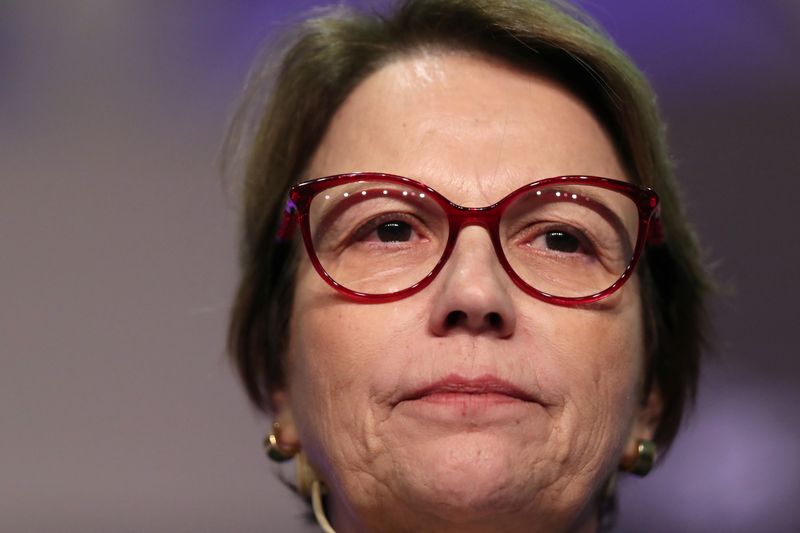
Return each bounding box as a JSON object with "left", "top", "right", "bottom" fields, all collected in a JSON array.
[
  {"left": 528, "top": 286, "right": 645, "bottom": 471},
  {"left": 284, "top": 260, "right": 421, "bottom": 484}
]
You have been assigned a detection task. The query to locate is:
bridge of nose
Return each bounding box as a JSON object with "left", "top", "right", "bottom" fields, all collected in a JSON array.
[{"left": 446, "top": 224, "right": 504, "bottom": 267}]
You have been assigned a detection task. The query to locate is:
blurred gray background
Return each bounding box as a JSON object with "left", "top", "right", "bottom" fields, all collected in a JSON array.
[{"left": 1, "top": 1, "right": 799, "bottom": 531}]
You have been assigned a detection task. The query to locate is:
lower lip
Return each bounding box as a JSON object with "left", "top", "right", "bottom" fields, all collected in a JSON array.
[{"left": 396, "top": 392, "right": 538, "bottom": 422}]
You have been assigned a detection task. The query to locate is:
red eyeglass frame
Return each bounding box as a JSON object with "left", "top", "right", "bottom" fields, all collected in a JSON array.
[{"left": 280, "top": 172, "right": 662, "bottom": 305}]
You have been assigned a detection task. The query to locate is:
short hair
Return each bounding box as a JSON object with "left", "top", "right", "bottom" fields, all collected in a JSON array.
[{"left": 224, "top": 0, "right": 712, "bottom": 453}]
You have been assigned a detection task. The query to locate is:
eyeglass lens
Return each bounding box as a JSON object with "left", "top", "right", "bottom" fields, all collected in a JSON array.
[{"left": 307, "top": 180, "right": 640, "bottom": 298}]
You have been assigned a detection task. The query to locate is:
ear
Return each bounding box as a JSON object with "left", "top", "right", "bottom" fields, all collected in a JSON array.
[
  {"left": 271, "top": 390, "right": 302, "bottom": 452},
  {"left": 620, "top": 384, "right": 663, "bottom": 468}
]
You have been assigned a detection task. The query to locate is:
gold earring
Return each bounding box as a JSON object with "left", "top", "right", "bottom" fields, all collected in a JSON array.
[
  {"left": 264, "top": 421, "right": 299, "bottom": 462},
  {"left": 264, "top": 425, "right": 334, "bottom": 531},
  {"left": 622, "top": 439, "right": 657, "bottom": 477}
]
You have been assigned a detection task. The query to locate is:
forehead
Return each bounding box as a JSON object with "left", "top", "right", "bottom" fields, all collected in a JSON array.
[{"left": 306, "top": 50, "right": 627, "bottom": 207}]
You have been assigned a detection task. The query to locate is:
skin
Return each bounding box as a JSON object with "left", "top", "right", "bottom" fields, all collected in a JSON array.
[{"left": 274, "top": 50, "right": 662, "bottom": 533}]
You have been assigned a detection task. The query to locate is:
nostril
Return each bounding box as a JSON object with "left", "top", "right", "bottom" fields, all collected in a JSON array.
[
  {"left": 443, "top": 310, "right": 505, "bottom": 331},
  {"left": 445, "top": 310, "right": 466, "bottom": 329},
  {"left": 486, "top": 312, "right": 502, "bottom": 329}
]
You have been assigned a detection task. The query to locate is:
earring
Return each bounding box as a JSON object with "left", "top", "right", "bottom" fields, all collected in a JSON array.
[
  {"left": 264, "top": 424, "right": 335, "bottom": 532},
  {"left": 263, "top": 421, "right": 299, "bottom": 462},
  {"left": 622, "top": 439, "right": 657, "bottom": 477}
]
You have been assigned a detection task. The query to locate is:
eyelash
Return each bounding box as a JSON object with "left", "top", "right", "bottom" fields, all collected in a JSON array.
[
  {"left": 351, "top": 212, "right": 428, "bottom": 244},
  {"left": 515, "top": 222, "right": 598, "bottom": 257}
]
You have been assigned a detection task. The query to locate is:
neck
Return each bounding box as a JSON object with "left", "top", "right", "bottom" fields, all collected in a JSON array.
[{"left": 323, "top": 493, "right": 600, "bottom": 533}]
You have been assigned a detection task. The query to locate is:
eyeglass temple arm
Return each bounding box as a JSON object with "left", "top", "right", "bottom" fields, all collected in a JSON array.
[
  {"left": 276, "top": 198, "right": 298, "bottom": 242},
  {"left": 647, "top": 207, "right": 665, "bottom": 246}
]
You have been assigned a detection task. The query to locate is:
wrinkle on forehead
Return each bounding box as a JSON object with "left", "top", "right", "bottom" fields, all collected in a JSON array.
[
  {"left": 308, "top": 49, "right": 626, "bottom": 207},
  {"left": 409, "top": 164, "right": 533, "bottom": 208}
]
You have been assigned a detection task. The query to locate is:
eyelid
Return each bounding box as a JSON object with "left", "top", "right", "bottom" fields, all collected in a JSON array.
[
  {"left": 517, "top": 222, "right": 597, "bottom": 256},
  {"left": 352, "top": 212, "right": 426, "bottom": 242}
]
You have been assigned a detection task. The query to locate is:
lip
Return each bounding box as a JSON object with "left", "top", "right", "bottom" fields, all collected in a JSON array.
[{"left": 397, "top": 373, "right": 538, "bottom": 405}]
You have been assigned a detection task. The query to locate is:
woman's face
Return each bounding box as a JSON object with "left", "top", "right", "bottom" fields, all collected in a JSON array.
[{"left": 279, "top": 51, "right": 660, "bottom": 532}]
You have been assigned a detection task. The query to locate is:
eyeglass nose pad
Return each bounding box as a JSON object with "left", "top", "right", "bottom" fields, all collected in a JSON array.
[{"left": 428, "top": 224, "right": 517, "bottom": 337}]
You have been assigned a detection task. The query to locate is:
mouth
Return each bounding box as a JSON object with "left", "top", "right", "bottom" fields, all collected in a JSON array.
[{"left": 398, "top": 373, "right": 538, "bottom": 406}]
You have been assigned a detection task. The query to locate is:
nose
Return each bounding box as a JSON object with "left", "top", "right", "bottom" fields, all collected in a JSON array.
[{"left": 428, "top": 226, "right": 516, "bottom": 338}]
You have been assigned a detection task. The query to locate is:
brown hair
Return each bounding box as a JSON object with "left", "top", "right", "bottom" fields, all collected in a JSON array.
[{"left": 224, "top": 0, "right": 712, "bottom": 454}]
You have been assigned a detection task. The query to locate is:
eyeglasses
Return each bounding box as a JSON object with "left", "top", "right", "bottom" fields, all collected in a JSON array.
[{"left": 280, "top": 172, "right": 662, "bottom": 305}]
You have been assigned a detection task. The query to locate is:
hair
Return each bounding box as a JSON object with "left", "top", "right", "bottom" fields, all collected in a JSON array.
[{"left": 224, "top": 0, "right": 712, "bottom": 456}]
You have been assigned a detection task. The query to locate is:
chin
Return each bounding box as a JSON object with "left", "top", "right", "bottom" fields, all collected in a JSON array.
[{"left": 396, "top": 432, "right": 549, "bottom": 520}]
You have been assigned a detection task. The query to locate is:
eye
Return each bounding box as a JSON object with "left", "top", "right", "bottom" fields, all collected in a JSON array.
[
  {"left": 544, "top": 230, "right": 581, "bottom": 253},
  {"left": 526, "top": 227, "right": 592, "bottom": 256},
  {"left": 376, "top": 221, "right": 412, "bottom": 242},
  {"left": 352, "top": 214, "right": 426, "bottom": 245}
]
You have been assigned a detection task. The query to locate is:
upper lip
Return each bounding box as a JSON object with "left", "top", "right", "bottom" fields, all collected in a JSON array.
[{"left": 397, "top": 374, "right": 538, "bottom": 404}]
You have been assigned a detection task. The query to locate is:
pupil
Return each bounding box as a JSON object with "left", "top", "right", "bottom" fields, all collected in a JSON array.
[
  {"left": 546, "top": 231, "right": 580, "bottom": 253},
  {"left": 377, "top": 221, "right": 412, "bottom": 242}
]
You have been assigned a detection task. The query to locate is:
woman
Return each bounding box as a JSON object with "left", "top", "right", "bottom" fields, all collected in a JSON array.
[{"left": 225, "top": 0, "right": 711, "bottom": 530}]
